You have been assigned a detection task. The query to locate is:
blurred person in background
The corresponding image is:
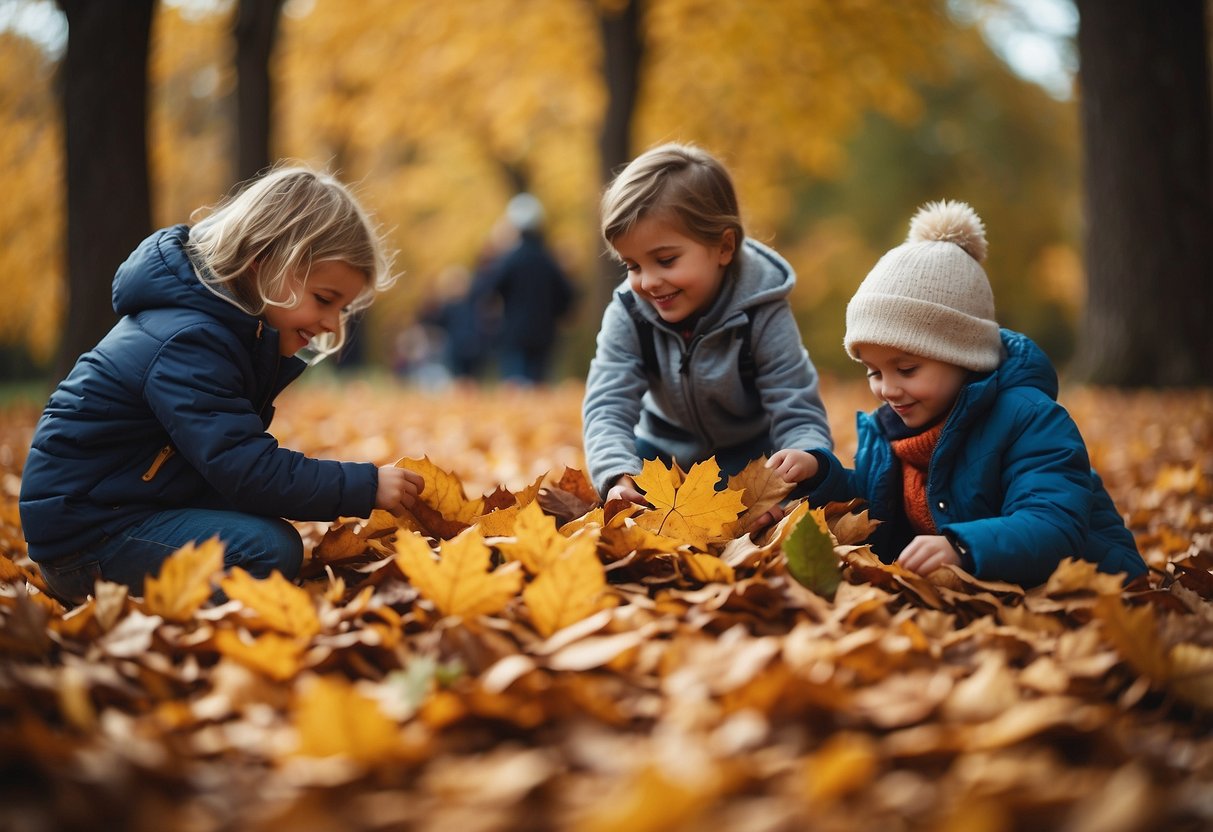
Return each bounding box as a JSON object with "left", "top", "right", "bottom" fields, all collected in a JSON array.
[{"left": 470, "top": 193, "right": 577, "bottom": 384}]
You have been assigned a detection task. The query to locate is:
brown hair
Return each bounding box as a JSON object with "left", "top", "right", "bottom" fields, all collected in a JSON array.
[{"left": 600, "top": 142, "right": 745, "bottom": 253}]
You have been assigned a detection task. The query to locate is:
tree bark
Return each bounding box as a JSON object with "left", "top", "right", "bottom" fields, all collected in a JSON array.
[
  {"left": 594, "top": 0, "right": 643, "bottom": 312},
  {"left": 54, "top": 0, "right": 155, "bottom": 383},
  {"left": 235, "top": 0, "right": 285, "bottom": 183},
  {"left": 1072, "top": 0, "right": 1213, "bottom": 386}
]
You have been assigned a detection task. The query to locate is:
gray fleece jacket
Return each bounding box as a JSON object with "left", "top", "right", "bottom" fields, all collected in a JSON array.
[{"left": 582, "top": 239, "right": 833, "bottom": 497}]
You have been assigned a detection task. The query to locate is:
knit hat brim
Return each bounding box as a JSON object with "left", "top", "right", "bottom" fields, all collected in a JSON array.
[{"left": 845, "top": 293, "right": 1002, "bottom": 372}]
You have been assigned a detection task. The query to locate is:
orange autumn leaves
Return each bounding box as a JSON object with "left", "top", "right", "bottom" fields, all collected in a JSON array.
[
  {"left": 300, "top": 455, "right": 787, "bottom": 638},
  {"left": 2, "top": 384, "right": 1213, "bottom": 832}
]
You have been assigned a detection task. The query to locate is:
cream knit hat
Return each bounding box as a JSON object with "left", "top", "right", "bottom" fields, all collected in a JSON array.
[{"left": 844, "top": 200, "right": 1002, "bottom": 372}]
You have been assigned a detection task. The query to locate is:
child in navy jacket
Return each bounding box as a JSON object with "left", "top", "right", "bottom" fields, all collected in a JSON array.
[{"left": 21, "top": 166, "right": 424, "bottom": 604}]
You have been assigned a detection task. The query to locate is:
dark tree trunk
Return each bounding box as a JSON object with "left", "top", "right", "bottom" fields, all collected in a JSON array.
[
  {"left": 54, "top": 0, "right": 155, "bottom": 384},
  {"left": 594, "top": 0, "right": 642, "bottom": 312},
  {"left": 1072, "top": 0, "right": 1213, "bottom": 386},
  {"left": 235, "top": 0, "right": 285, "bottom": 183}
]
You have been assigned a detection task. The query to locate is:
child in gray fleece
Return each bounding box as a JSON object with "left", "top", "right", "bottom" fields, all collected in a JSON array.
[{"left": 582, "top": 143, "right": 833, "bottom": 529}]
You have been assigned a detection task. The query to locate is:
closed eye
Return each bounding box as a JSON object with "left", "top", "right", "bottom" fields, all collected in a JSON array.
[
  {"left": 656, "top": 256, "right": 677, "bottom": 267},
  {"left": 315, "top": 294, "right": 334, "bottom": 306}
]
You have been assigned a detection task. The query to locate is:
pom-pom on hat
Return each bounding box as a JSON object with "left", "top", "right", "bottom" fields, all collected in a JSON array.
[{"left": 844, "top": 200, "right": 1002, "bottom": 372}]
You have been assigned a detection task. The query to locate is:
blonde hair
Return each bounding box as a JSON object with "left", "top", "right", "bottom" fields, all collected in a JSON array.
[
  {"left": 188, "top": 164, "right": 396, "bottom": 358},
  {"left": 601, "top": 142, "right": 745, "bottom": 254}
]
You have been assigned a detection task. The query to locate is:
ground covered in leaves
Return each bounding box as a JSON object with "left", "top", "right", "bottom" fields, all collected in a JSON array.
[{"left": 1, "top": 378, "right": 1211, "bottom": 832}]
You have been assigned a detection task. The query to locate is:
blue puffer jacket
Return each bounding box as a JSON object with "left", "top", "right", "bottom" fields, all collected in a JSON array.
[
  {"left": 809, "top": 330, "right": 1146, "bottom": 586},
  {"left": 19, "top": 225, "right": 379, "bottom": 564}
]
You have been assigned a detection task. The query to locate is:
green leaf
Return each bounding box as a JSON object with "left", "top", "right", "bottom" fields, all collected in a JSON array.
[{"left": 784, "top": 508, "right": 841, "bottom": 598}]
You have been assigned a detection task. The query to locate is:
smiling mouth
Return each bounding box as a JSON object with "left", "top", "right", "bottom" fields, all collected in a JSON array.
[{"left": 650, "top": 290, "right": 679, "bottom": 303}]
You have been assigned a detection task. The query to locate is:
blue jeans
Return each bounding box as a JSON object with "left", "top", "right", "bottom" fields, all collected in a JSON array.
[{"left": 38, "top": 509, "right": 303, "bottom": 605}]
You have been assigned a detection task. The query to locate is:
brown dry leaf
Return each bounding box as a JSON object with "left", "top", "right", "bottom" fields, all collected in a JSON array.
[
  {"left": 1044, "top": 558, "right": 1126, "bottom": 597},
  {"left": 523, "top": 535, "right": 608, "bottom": 637},
  {"left": 292, "top": 674, "right": 403, "bottom": 763},
  {"left": 219, "top": 568, "right": 321, "bottom": 640},
  {"left": 1092, "top": 595, "right": 1170, "bottom": 682},
  {"left": 313, "top": 524, "right": 369, "bottom": 564},
  {"left": 213, "top": 628, "right": 305, "bottom": 682},
  {"left": 942, "top": 652, "right": 1021, "bottom": 723},
  {"left": 0, "top": 553, "right": 25, "bottom": 583},
  {"left": 823, "top": 500, "right": 883, "bottom": 546},
  {"left": 0, "top": 589, "right": 51, "bottom": 657},
  {"left": 633, "top": 457, "right": 746, "bottom": 549},
  {"left": 395, "top": 528, "right": 522, "bottom": 618},
  {"left": 142, "top": 537, "right": 224, "bottom": 622},
  {"left": 726, "top": 455, "right": 794, "bottom": 534},
  {"left": 1165, "top": 642, "right": 1213, "bottom": 709},
  {"left": 573, "top": 763, "right": 718, "bottom": 832},
  {"left": 475, "top": 473, "right": 546, "bottom": 537}
]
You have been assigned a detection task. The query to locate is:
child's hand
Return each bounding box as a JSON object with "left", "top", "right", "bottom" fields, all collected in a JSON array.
[
  {"left": 748, "top": 503, "right": 786, "bottom": 533},
  {"left": 605, "top": 475, "right": 648, "bottom": 507},
  {"left": 766, "top": 449, "right": 818, "bottom": 483},
  {"left": 375, "top": 466, "right": 424, "bottom": 515},
  {"left": 897, "top": 535, "right": 962, "bottom": 575}
]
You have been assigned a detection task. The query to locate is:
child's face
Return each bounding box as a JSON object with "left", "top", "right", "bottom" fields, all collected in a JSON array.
[
  {"left": 263, "top": 260, "right": 366, "bottom": 357},
  {"left": 612, "top": 215, "right": 735, "bottom": 324},
  {"left": 856, "top": 343, "right": 969, "bottom": 429}
]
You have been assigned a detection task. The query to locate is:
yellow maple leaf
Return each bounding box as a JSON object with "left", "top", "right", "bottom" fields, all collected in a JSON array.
[
  {"left": 213, "top": 629, "right": 304, "bottom": 682},
  {"left": 523, "top": 535, "right": 608, "bottom": 637},
  {"left": 681, "top": 552, "right": 736, "bottom": 584},
  {"left": 219, "top": 568, "right": 321, "bottom": 640},
  {"left": 395, "top": 528, "right": 522, "bottom": 618},
  {"left": 396, "top": 455, "right": 484, "bottom": 523},
  {"left": 633, "top": 457, "right": 746, "bottom": 549},
  {"left": 496, "top": 500, "right": 569, "bottom": 574},
  {"left": 143, "top": 537, "right": 224, "bottom": 622},
  {"left": 292, "top": 674, "right": 401, "bottom": 762}
]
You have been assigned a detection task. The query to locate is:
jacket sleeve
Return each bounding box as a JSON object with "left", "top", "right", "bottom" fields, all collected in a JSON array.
[
  {"left": 143, "top": 325, "right": 379, "bottom": 521},
  {"left": 805, "top": 449, "right": 867, "bottom": 506},
  {"left": 582, "top": 295, "right": 650, "bottom": 497},
  {"left": 750, "top": 302, "right": 833, "bottom": 453},
  {"left": 940, "top": 394, "right": 1094, "bottom": 586}
]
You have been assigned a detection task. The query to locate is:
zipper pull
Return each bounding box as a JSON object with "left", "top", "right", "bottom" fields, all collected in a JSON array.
[
  {"left": 142, "top": 445, "right": 175, "bottom": 482},
  {"left": 256, "top": 320, "right": 264, "bottom": 339}
]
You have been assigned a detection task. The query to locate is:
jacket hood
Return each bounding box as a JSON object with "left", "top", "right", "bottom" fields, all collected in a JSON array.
[
  {"left": 112, "top": 225, "right": 258, "bottom": 335},
  {"left": 620, "top": 238, "right": 795, "bottom": 331},
  {"left": 987, "top": 328, "right": 1059, "bottom": 400}
]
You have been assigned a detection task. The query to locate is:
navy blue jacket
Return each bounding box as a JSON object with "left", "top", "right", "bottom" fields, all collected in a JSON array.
[
  {"left": 809, "top": 330, "right": 1146, "bottom": 586},
  {"left": 19, "top": 226, "right": 379, "bottom": 564}
]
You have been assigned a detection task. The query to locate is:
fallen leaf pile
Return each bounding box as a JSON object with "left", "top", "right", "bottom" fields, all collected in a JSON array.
[{"left": 0, "top": 379, "right": 1211, "bottom": 832}]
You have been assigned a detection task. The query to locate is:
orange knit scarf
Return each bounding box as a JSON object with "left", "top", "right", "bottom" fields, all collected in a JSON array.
[{"left": 890, "top": 421, "right": 944, "bottom": 535}]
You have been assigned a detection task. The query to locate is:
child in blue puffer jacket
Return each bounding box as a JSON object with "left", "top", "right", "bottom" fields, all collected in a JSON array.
[
  {"left": 20, "top": 166, "right": 425, "bottom": 604},
  {"left": 802, "top": 200, "right": 1145, "bottom": 587}
]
